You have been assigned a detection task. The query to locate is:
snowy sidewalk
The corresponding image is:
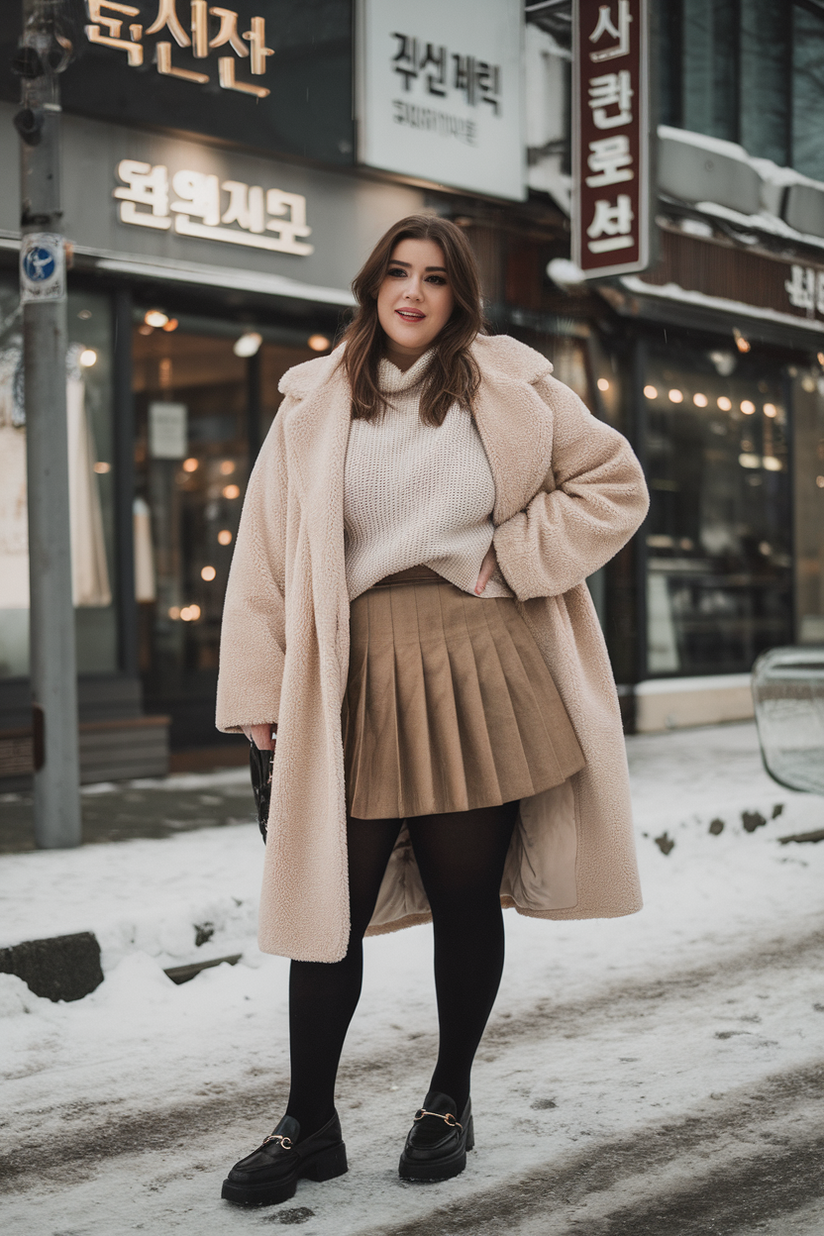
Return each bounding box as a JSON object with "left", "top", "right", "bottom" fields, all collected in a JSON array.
[{"left": 1, "top": 722, "right": 823, "bottom": 1235}]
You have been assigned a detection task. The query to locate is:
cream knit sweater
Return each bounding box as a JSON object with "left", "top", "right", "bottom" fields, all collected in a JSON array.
[{"left": 343, "top": 349, "right": 511, "bottom": 601}]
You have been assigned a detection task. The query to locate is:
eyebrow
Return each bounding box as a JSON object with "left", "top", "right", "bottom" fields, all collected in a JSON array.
[{"left": 390, "top": 260, "right": 447, "bottom": 272}]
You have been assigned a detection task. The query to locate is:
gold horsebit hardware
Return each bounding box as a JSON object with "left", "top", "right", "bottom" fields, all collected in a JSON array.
[
  {"left": 262, "top": 1133, "right": 294, "bottom": 1150},
  {"left": 413, "top": 1108, "right": 462, "bottom": 1130}
]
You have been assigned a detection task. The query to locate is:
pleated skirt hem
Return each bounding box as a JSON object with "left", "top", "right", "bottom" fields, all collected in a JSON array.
[{"left": 342, "top": 573, "right": 585, "bottom": 820}]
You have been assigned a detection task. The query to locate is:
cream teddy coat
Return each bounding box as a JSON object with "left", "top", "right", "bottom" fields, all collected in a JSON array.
[{"left": 216, "top": 333, "right": 650, "bottom": 962}]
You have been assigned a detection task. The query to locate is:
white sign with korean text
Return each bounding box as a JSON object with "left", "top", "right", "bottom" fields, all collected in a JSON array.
[
  {"left": 114, "top": 158, "right": 314, "bottom": 255},
  {"left": 357, "top": 0, "right": 525, "bottom": 201}
]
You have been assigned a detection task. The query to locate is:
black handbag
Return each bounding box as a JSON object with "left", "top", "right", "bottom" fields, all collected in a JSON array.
[{"left": 249, "top": 741, "right": 274, "bottom": 842}]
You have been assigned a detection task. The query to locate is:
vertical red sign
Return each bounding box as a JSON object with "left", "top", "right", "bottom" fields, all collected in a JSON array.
[{"left": 572, "top": 0, "right": 650, "bottom": 278}]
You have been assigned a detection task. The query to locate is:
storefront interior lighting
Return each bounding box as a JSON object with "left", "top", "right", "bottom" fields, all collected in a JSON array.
[
  {"left": 168, "top": 606, "right": 181, "bottom": 620},
  {"left": 717, "top": 396, "right": 733, "bottom": 411},
  {"left": 763, "top": 403, "right": 778, "bottom": 417},
  {"left": 668, "top": 389, "right": 683, "bottom": 403},
  {"left": 144, "top": 310, "right": 169, "bottom": 329},
  {"left": 180, "top": 605, "right": 201, "bottom": 622},
  {"left": 182, "top": 457, "right": 199, "bottom": 473},
  {"left": 222, "top": 483, "right": 241, "bottom": 500},
  {"left": 201, "top": 565, "right": 217, "bottom": 581},
  {"left": 308, "top": 334, "right": 331, "bottom": 352},
  {"left": 817, "top": 352, "right": 824, "bottom": 368},
  {"left": 739, "top": 453, "right": 761, "bottom": 468},
  {"left": 220, "top": 460, "right": 236, "bottom": 475},
  {"left": 643, "top": 385, "right": 658, "bottom": 399},
  {"left": 596, "top": 378, "right": 610, "bottom": 391},
  {"left": 733, "top": 328, "right": 751, "bottom": 353},
  {"left": 763, "top": 456, "right": 782, "bottom": 471},
  {"left": 162, "top": 318, "right": 179, "bottom": 332},
  {"left": 693, "top": 393, "right": 708, "bottom": 407},
  {"left": 741, "top": 400, "right": 756, "bottom": 415},
  {"left": 79, "top": 348, "right": 97, "bottom": 367},
  {"left": 233, "top": 331, "right": 262, "bottom": 358},
  {"left": 816, "top": 476, "right": 824, "bottom": 488},
  {"left": 217, "top": 529, "right": 233, "bottom": 545},
  {"left": 93, "top": 461, "right": 110, "bottom": 474},
  {"left": 78, "top": 309, "right": 92, "bottom": 321}
]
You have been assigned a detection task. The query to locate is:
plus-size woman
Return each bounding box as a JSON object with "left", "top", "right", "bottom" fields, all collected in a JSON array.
[{"left": 215, "top": 215, "right": 649, "bottom": 1207}]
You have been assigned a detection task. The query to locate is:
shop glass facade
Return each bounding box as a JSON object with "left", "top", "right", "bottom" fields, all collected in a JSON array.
[
  {"left": 132, "top": 314, "right": 319, "bottom": 745},
  {"left": 643, "top": 341, "right": 793, "bottom": 677},
  {"left": 0, "top": 277, "right": 118, "bottom": 680}
]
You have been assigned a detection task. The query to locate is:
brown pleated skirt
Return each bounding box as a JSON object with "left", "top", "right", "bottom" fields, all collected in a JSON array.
[{"left": 342, "top": 566, "right": 585, "bottom": 819}]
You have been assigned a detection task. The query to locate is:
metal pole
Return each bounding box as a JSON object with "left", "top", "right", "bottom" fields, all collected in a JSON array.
[{"left": 16, "top": 0, "right": 81, "bottom": 847}]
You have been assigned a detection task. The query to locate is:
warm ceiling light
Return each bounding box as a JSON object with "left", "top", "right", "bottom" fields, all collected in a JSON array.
[
  {"left": 597, "top": 377, "right": 610, "bottom": 391},
  {"left": 643, "top": 385, "right": 658, "bottom": 399},
  {"left": 144, "top": 309, "right": 169, "bottom": 328},
  {"left": 93, "top": 461, "right": 111, "bottom": 474},
  {"left": 182, "top": 457, "right": 199, "bottom": 473},
  {"left": 162, "top": 318, "right": 179, "bottom": 332},
  {"left": 717, "top": 396, "right": 733, "bottom": 411},
  {"left": 201, "top": 565, "right": 216, "bottom": 581},
  {"left": 762, "top": 456, "right": 782, "bottom": 471},
  {"left": 180, "top": 604, "right": 201, "bottom": 622},
  {"left": 217, "top": 529, "right": 233, "bottom": 545},
  {"left": 220, "top": 460, "right": 235, "bottom": 475},
  {"left": 668, "top": 389, "right": 683, "bottom": 403},
  {"left": 308, "top": 334, "right": 331, "bottom": 352},
  {"left": 233, "top": 331, "right": 262, "bottom": 358},
  {"left": 693, "top": 393, "right": 708, "bottom": 407},
  {"left": 733, "top": 328, "right": 751, "bottom": 353},
  {"left": 168, "top": 606, "right": 181, "bottom": 620},
  {"left": 763, "top": 403, "right": 777, "bottom": 417},
  {"left": 222, "top": 484, "right": 241, "bottom": 500},
  {"left": 740, "top": 400, "right": 756, "bottom": 415},
  {"left": 79, "top": 348, "right": 97, "bottom": 367}
]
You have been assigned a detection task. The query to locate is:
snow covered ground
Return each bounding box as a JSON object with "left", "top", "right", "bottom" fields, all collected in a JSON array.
[{"left": 1, "top": 721, "right": 823, "bottom": 1235}]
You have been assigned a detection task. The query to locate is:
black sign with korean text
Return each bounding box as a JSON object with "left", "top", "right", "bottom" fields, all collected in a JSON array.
[
  {"left": 572, "top": 0, "right": 650, "bottom": 278},
  {"left": 0, "top": 0, "right": 354, "bottom": 166}
]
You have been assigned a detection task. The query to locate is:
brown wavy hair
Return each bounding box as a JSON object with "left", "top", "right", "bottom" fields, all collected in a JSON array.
[{"left": 340, "top": 215, "right": 486, "bottom": 427}]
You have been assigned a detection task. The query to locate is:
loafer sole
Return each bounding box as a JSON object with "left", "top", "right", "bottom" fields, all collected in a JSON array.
[{"left": 221, "top": 1140, "right": 348, "bottom": 1207}]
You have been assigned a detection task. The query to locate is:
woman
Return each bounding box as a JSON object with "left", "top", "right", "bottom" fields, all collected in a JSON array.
[{"left": 215, "top": 215, "right": 649, "bottom": 1207}]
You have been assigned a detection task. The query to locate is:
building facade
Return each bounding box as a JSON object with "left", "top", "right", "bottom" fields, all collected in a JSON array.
[{"left": 0, "top": 0, "right": 823, "bottom": 787}]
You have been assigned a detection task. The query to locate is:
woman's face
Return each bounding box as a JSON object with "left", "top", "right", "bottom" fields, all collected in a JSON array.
[{"left": 376, "top": 238, "right": 455, "bottom": 367}]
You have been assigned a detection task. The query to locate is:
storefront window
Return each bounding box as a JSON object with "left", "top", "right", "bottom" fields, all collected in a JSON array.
[
  {"left": 643, "top": 343, "right": 792, "bottom": 676},
  {"left": 792, "top": 367, "right": 824, "bottom": 644},
  {"left": 0, "top": 277, "right": 118, "bottom": 678},
  {"left": 133, "top": 318, "right": 318, "bottom": 746}
]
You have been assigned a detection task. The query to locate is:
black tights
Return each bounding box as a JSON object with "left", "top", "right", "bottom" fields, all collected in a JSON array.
[{"left": 286, "top": 802, "right": 518, "bottom": 1136}]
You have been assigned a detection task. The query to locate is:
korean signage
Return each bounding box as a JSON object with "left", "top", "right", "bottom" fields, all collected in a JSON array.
[
  {"left": 85, "top": 0, "right": 273, "bottom": 97},
  {"left": 572, "top": 0, "right": 650, "bottom": 278},
  {"left": 114, "top": 159, "right": 313, "bottom": 255},
  {"left": 0, "top": 4, "right": 354, "bottom": 167},
  {"left": 357, "top": 0, "right": 525, "bottom": 201}
]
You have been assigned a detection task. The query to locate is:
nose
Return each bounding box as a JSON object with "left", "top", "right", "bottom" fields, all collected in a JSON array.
[{"left": 403, "top": 276, "right": 423, "bottom": 300}]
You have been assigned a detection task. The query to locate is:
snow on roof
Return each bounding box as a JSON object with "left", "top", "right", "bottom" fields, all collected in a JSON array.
[{"left": 620, "top": 276, "right": 824, "bottom": 336}]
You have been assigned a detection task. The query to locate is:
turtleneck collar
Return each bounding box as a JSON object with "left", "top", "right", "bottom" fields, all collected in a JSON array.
[{"left": 377, "top": 347, "right": 436, "bottom": 395}]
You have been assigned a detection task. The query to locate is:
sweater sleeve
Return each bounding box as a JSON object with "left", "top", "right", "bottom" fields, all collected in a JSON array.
[
  {"left": 492, "top": 374, "right": 649, "bottom": 601},
  {"left": 215, "top": 407, "right": 290, "bottom": 732}
]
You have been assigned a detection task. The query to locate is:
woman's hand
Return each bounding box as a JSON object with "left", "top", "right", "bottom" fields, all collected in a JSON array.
[
  {"left": 475, "top": 544, "right": 498, "bottom": 595},
  {"left": 243, "top": 724, "right": 277, "bottom": 751}
]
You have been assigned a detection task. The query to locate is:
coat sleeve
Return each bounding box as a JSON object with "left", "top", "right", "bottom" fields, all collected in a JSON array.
[
  {"left": 215, "top": 407, "right": 290, "bottom": 732},
  {"left": 493, "top": 374, "right": 649, "bottom": 600}
]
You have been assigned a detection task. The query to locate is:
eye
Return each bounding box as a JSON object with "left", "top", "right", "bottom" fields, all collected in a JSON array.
[
  {"left": 426, "top": 274, "right": 447, "bottom": 285},
  {"left": 387, "top": 266, "right": 407, "bottom": 278}
]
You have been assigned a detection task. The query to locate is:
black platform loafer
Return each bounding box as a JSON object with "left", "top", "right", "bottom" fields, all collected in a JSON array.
[
  {"left": 398, "top": 1091, "right": 474, "bottom": 1182},
  {"left": 221, "top": 1111, "right": 347, "bottom": 1207}
]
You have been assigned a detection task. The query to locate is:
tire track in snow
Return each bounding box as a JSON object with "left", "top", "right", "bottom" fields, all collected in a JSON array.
[{"left": 358, "top": 1062, "right": 824, "bottom": 1236}]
